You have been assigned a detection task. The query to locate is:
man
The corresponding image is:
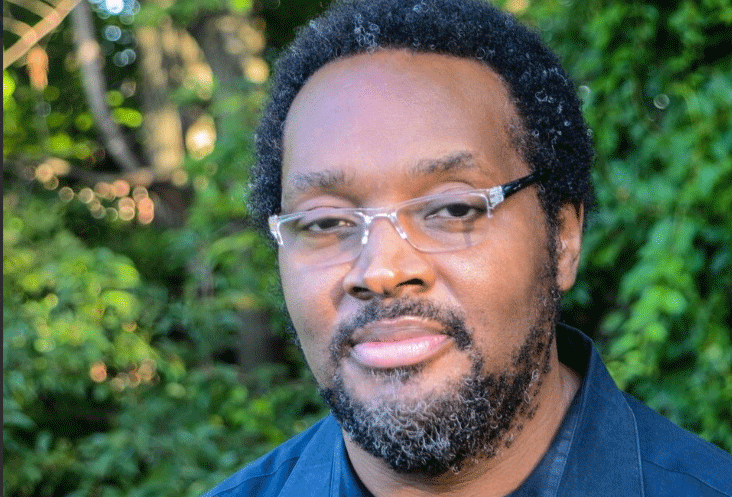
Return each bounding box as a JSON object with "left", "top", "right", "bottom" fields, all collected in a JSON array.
[{"left": 205, "top": 0, "right": 732, "bottom": 495}]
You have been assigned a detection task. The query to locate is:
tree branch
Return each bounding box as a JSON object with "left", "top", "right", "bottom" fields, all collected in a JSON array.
[
  {"left": 3, "top": 0, "right": 81, "bottom": 69},
  {"left": 5, "top": 0, "right": 56, "bottom": 18}
]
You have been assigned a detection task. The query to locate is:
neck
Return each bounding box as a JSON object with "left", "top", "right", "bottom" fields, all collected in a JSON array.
[{"left": 343, "top": 345, "right": 581, "bottom": 497}]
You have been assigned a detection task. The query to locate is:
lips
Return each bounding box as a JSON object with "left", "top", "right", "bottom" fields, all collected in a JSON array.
[{"left": 348, "top": 317, "right": 452, "bottom": 369}]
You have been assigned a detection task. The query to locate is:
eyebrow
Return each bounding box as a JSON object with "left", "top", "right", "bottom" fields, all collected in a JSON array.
[
  {"left": 290, "top": 169, "right": 349, "bottom": 192},
  {"left": 408, "top": 152, "right": 480, "bottom": 176},
  {"left": 282, "top": 152, "right": 481, "bottom": 204},
  {"left": 283, "top": 169, "right": 350, "bottom": 205}
]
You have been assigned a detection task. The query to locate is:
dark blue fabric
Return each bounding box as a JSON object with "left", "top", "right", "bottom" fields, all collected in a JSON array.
[
  {"left": 202, "top": 325, "right": 732, "bottom": 496},
  {"left": 506, "top": 376, "right": 581, "bottom": 497}
]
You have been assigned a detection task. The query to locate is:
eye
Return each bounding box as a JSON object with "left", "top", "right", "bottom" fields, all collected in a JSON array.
[
  {"left": 301, "top": 216, "right": 353, "bottom": 233},
  {"left": 427, "top": 200, "right": 486, "bottom": 220},
  {"left": 435, "top": 203, "right": 477, "bottom": 218},
  {"left": 293, "top": 209, "right": 360, "bottom": 235}
]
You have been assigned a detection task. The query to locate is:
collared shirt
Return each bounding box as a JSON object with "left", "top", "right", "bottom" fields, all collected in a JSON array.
[{"left": 203, "top": 325, "right": 732, "bottom": 496}]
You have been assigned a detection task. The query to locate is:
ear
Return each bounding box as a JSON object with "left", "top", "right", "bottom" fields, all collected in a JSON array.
[{"left": 555, "top": 203, "right": 584, "bottom": 292}]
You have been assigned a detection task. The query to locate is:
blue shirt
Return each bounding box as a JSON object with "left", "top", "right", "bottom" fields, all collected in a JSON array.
[{"left": 203, "top": 325, "right": 732, "bottom": 496}]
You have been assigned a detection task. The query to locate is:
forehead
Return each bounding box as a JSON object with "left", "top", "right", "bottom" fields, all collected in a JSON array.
[{"left": 281, "top": 50, "right": 527, "bottom": 205}]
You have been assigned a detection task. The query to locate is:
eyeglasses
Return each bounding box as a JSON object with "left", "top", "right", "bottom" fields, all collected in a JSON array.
[{"left": 269, "top": 171, "right": 544, "bottom": 267}]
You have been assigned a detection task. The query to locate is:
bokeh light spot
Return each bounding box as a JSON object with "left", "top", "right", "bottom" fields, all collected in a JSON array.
[
  {"left": 118, "top": 197, "right": 136, "bottom": 221},
  {"left": 78, "top": 188, "right": 95, "bottom": 204},
  {"left": 58, "top": 186, "right": 75, "bottom": 202},
  {"left": 243, "top": 57, "right": 269, "bottom": 84},
  {"left": 89, "top": 362, "right": 108, "bottom": 382}
]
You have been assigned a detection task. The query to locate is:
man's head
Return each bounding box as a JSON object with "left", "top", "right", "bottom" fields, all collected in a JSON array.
[
  {"left": 250, "top": 0, "right": 594, "bottom": 234},
  {"left": 252, "top": 0, "right": 592, "bottom": 478}
]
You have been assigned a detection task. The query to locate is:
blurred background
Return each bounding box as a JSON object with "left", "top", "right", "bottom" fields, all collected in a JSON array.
[{"left": 3, "top": 0, "right": 731, "bottom": 495}]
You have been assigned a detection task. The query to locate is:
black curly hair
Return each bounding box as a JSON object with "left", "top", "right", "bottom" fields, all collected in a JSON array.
[{"left": 249, "top": 0, "right": 595, "bottom": 236}]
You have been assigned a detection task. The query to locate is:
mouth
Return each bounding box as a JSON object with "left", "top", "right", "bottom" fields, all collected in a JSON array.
[{"left": 347, "top": 317, "right": 453, "bottom": 370}]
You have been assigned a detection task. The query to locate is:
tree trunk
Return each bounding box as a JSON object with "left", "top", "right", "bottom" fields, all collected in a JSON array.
[
  {"left": 135, "top": 16, "right": 186, "bottom": 181},
  {"left": 70, "top": 0, "right": 145, "bottom": 174}
]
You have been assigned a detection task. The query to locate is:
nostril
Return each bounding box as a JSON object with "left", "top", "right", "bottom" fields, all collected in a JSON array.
[
  {"left": 398, "top": 278, "right": 424, "bottom": 288},
  {"left": 350, "top": 285, "right": 378, "bottom": 299},
  {"left": 349, "top": 278, "right": 423, "bottom": 299}
]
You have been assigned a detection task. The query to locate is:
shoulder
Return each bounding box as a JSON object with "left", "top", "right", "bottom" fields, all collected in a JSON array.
[
  {"left": 202, "top": 416, "right": 341, "bottom": 497},
  {"left": 623, "top": 394, "right": 732, "bottom": 497}
]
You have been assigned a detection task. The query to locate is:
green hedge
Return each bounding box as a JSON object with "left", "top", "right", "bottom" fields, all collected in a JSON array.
[{"left": 3, "top": 193, "right": 327, "bottom": 496}]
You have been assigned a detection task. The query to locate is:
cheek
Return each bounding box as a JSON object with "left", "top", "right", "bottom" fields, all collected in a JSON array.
[
  {"left": 279, "top": 254, "right": 342, "bottom": 382},
  {"left": 445, "top": 245, "right": 534, "bottom": 313},
  {"left": 439, "top": 227, "right": 548, "bottom": 358}
]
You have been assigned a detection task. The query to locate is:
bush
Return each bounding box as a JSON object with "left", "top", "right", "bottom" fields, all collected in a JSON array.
[{"left": 3, "top": 191, "right": 328, "bottom": 497}]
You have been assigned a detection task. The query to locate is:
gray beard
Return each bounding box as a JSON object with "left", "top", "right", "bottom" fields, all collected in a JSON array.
[{"left": 319, "top": 286, "right": 559, "bottom": 476}]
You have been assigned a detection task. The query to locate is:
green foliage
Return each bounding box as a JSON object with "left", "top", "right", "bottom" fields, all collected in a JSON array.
[
  {"left": 4, "top": 4, "right": 324, "bottom": 495},
  {"left": 136, "top": 0, "right": 253, "bottom": 27},
  {"left": 3, "top": 191, "right": 327, "bottom": 497},
  {"left": 511, "top": 0, "right": 732, "bottom": 450},
  {"left": 3, "top": 13, "right": 139, "bottom": 169}
]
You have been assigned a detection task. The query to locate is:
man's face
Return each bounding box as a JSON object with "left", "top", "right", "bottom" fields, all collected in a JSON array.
[{"left": 278, "top": 50, "right": 578, "bottom": 473}]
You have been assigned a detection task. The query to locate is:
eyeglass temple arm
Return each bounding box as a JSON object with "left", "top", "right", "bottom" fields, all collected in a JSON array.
[{"left": 501, "top": 170, "right": 547, "bottom": 199}]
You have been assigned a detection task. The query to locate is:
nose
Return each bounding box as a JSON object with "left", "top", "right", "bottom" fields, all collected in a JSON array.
[{"left": 342, "top": 217, "right": 436, "bottom": 299}]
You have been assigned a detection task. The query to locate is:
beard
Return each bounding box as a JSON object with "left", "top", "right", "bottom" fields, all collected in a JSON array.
[{"left": 318, "top": 268, "right": 561, "bottom": 476}]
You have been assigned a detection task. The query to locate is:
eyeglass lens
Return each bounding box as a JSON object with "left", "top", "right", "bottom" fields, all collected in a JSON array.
[{"left": 278, "top": 190, "right": 493, "bottom": 266}]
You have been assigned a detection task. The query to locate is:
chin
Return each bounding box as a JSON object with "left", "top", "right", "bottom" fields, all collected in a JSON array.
[
  {"left": 320, "top": 317, "right": 556, "bottom": 476},
  {"left": 336, "top": 349, "right": 476, "bottom": 405}
]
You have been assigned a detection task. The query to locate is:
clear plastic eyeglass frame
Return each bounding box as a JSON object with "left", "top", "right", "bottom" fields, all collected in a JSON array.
[{"left": 268, "top": 170, "right": 545, "bottom": 266}]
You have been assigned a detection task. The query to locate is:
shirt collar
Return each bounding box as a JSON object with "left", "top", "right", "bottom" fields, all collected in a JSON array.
[
  {"left": 555, "top": 324, "right": 645, "bottom": 495},
  {"left": 507, "top": 372, "right": 582, "bottom": 497},
  {"left": 277, "top": 416, "right": 342, "bottom": 497},
  {"left": 508, "top": 324, "right": 645, "bottom": 496}
]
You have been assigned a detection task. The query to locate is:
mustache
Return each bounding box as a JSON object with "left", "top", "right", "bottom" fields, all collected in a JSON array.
[{"left": 329, "top": 297, "right": 473, "bottom": 363}]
